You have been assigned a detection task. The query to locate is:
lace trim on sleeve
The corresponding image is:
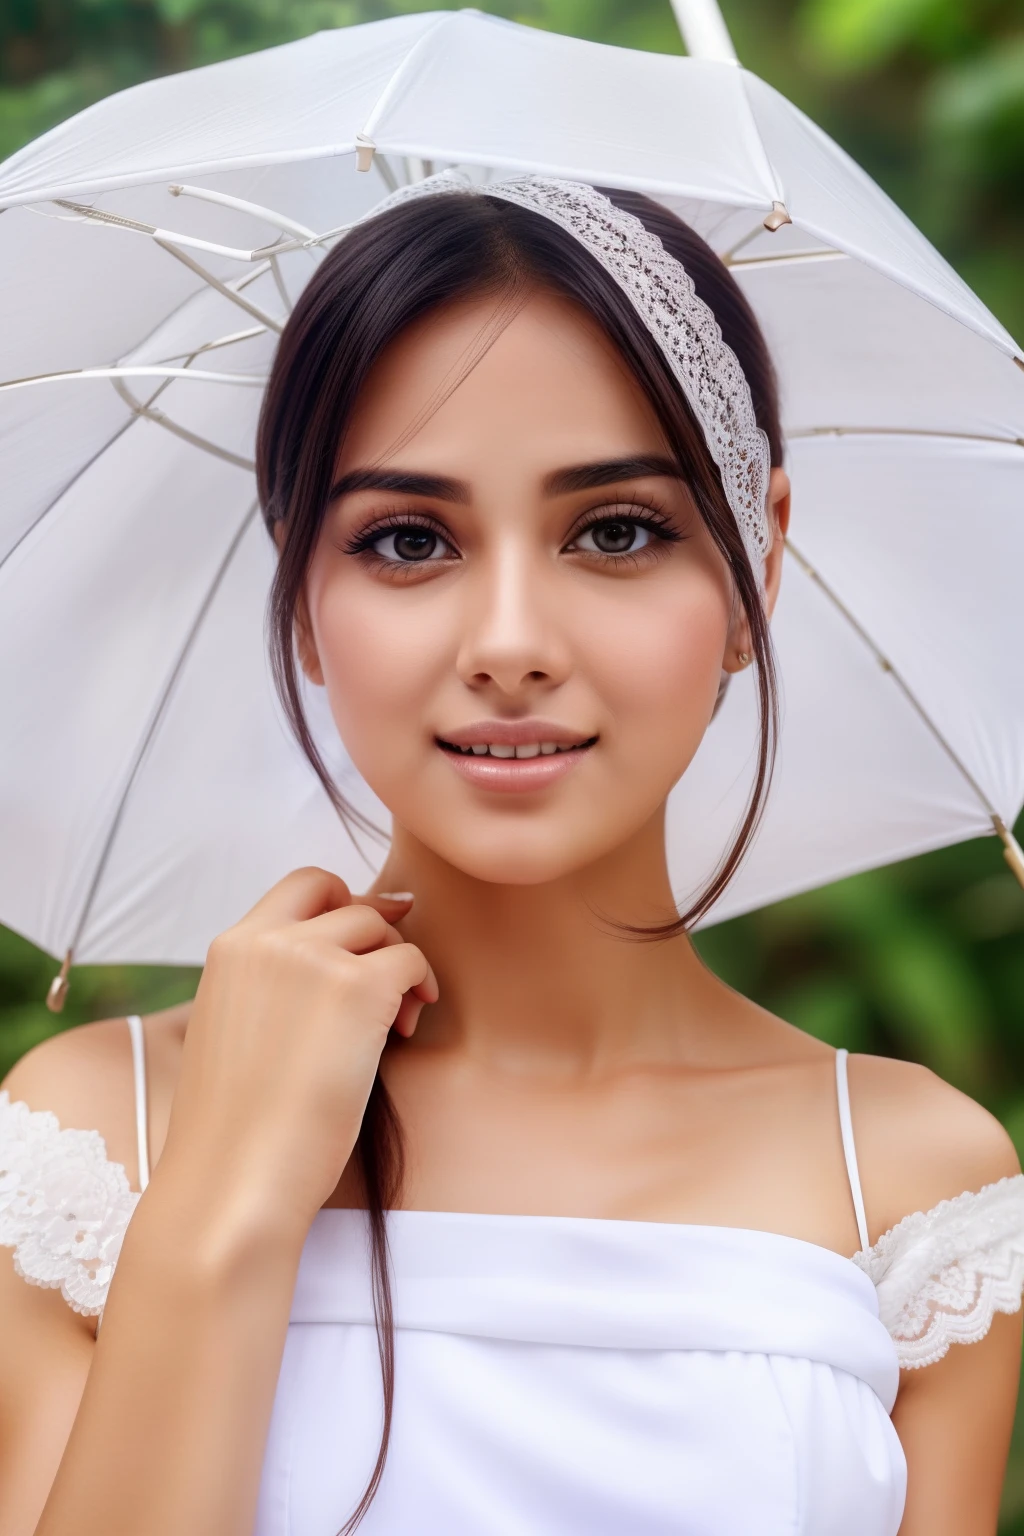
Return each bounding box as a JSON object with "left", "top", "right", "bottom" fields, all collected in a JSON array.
[
  {"left": 851, "top": 1174, "right": 1024, "bottom": 1369},
  {"left": 0, "top": 1089, "right": 139, "bottom": 1316}
]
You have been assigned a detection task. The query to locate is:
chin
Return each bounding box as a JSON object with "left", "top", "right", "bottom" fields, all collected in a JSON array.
[{"left": 420, "top": 820, "right": 633, "bottom": 888}]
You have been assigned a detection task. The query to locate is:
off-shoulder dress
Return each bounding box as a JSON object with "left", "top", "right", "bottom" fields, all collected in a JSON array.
[{"left": 2, "top": 1016, "right": 1024, "bottom": 1535}]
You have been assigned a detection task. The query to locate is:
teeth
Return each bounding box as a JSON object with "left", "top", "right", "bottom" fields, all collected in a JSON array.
[{"left": 448, "top": 739, "right": 592, "bottom": 757}]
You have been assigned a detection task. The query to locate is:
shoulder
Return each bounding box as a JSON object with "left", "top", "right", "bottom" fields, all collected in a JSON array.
[
  {"left": 3, "top": 1015, "right": 140, "bottom": 1184},
  {"left": 846, "top": 1055, "right": 1024, "bottom": 1371},
  {"left": 847, "top": 1052, "right": 1020, "bottom": 1245},
  {"left": 2, "top": 1003, "right": 190, "bottom": 1191},
  {"left": 0, "top": 1005, "right": 189, "bottom": 1333}
]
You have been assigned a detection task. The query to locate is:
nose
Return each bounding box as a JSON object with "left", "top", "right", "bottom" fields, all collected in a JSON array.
[{"left": 455, "top": 539, "right": 572, "bottom": 698}]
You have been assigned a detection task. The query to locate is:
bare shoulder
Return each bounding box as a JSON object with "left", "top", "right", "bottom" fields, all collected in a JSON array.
[
  {"left": 848, "top": 1052, "right": 1020, "bottom": 1243},
  {"left": 0, "top": 1002, "right": 190, "bottom": 1368},
  {"left": 2, "top": 1002, "right": 191, "bottom": 1188}
]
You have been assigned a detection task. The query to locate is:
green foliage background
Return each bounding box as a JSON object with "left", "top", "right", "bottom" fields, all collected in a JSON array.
[{"left": 2, "top": 0, "right": 1023, "bottom": 1520}]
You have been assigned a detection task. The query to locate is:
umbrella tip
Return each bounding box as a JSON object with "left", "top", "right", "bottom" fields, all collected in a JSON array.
[
  {"left": 45, "top": 948, "right": 73, "bottom": 1014},
  {"left": 763, "top": 201, "right": 792, "bottom": 233},
  {"left": 993, "top": 815, "right": 1024, "bottom": 893},
  {"left": 168, "top": 184, "right": 183, "bottom": 197},
  {"left": 355, "top": 135, "right": 376, "bottom": 174}
]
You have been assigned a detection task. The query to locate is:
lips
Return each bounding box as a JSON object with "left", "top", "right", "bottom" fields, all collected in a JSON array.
[
  {"left": 437, "top": 719, "right": 597, "bottom": 749},
  {"left": 438, "top": 737, "right": 595, "bottom": 760},
  {"left": 435, "top": 721, "right": 597, "bottom": 794}
]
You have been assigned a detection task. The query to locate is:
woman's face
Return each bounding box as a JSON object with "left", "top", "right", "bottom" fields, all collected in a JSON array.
[{"left": 297, "top": 288, "right": 785, "bottom": 885}]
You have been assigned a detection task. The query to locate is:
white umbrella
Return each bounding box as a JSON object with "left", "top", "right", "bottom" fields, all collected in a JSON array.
[{"left": 0, "top": 2, "right": 1022, "bottom": 1006}]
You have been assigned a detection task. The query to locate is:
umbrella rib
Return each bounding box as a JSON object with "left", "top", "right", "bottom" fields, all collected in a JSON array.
[
  {"left": 784, "top": 535, "right": 1024, "bottom": 885},
  {"left": 361, "top": 13, "right": 457, "bottom": 144},
  {"left": 0, "top": 365, "right": 266, "bottom": 392},
  {"left": 268, "top": 255, "right": 292, "bottom": 314},
  {"left": 154, "top": 239, "right": 284, "bottom": 332},
  {"left": 93, "top": 244, "right": 274, "bottom": 388},
  {"left": 720, "top": 221, "right": 767, "bottom": 264},
  {"left": 62, "top": 499, "right": 262, "bottom": 970},
  {"left": 789, "top": 425, "right": 1024, "bottom": 449},
  {"left": 0, "top": 367, "right": 184, "bottom": 578},
  {"left": 726, "top": 249, "right": 847, "bottom": 270},
  {"left": 152, "top": 325, "right": 267, "bottom": 365},
  {"left": 403, "top": 156, "right": 434, "bottom": 184},
  {"left": 51, "top": 198, "right": 293, "bottom": 264},
  {"left": 372, "top": 154, "right": 399, "bottom": 194},
  {"left": 110, "top": 377, "right": 257, "bottom": 472},
  {"left": 167, "top": 183, "right": 317, "bottom": 242},
  {"left": 735, "top": 63, "right": 788, "bottom": 211},
  {"left": 50, "top": 192, "right": 355, "bottom": 264},
  {"left": 354, "top": 12, "right": 458, "bottom": 186},
  {"left": 0, "top": 412, "right": 137, "bottom": 577}
]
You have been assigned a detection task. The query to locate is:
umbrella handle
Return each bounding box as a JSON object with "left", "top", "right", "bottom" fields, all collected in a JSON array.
[{"left": 668, "top": 0, "right": 739, "bottom": 63}]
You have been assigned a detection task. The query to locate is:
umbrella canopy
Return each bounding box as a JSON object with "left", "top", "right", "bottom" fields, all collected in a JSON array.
[{"left": 1, "top": 6, "right": 1022, "bottom": 987}]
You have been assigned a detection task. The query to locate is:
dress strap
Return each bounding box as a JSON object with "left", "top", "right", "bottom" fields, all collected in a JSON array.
[
  {"left": 125, "top": 1014, "right": 150, "bottom": 1193},
  {"left": 835, "top": 1048, "right": 870, "bottom": 1253}
]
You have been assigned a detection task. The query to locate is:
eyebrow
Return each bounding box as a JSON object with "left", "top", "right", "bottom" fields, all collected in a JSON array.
[
  {"left": 327, "top": 454, "right": 683, "bottom": 507},
  {"left": 328, "top": 469, "right": 470, "bottom": 504},
  {"left": 545, "top": 455, "right": 683, "bottom": 495}
]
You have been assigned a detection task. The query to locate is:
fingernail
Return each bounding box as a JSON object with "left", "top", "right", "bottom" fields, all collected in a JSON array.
[{"left": 378, "top": 891, "right": 414, "bottom": 901}]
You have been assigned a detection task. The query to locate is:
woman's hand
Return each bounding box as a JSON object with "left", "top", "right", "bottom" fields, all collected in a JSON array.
[{"left": 154, "top": 867, "right": 437, "bottom": 1247}]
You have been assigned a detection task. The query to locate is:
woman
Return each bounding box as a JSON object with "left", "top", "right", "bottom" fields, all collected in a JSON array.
[{"left": 1, "top": 174, "right": 1022, "bottom": 1536}]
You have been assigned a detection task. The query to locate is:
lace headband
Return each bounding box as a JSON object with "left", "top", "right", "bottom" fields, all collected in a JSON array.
[{"left": 363, "top": 172, "right": 772, "bottom": 582}]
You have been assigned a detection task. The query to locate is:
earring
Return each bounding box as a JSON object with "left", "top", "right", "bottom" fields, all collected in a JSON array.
[{"left": 737, "top": 651, "right": 751, "bottom": 667}]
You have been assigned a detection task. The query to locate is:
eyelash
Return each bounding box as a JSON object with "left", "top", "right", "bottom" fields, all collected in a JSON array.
[
  {"left": 567, "top": 501, "right": 683, "bottom": 566},
  {"left": 342, "top": 500, "right": 683, "bottom": 571},
  {"left": 342, "top": 509, "right": 453, "bottom": 563}
]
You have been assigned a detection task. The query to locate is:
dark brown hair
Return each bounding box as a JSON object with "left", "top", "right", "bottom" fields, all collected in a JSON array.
[{"left": 256, "top": 186, "right": 782, "bottom": 1530}]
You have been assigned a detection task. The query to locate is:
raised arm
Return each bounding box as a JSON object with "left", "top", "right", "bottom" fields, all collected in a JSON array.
[{"left": 0, "top": 872, "right": 434, "bottom": 1536}]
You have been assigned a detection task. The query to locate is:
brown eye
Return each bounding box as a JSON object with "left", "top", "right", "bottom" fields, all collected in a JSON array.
[
  {"left": 371, "top": 527, "right": 448, "bottom": 562},
  {"left": 574, "top": 520, "right": 652, "bottom": 556}
]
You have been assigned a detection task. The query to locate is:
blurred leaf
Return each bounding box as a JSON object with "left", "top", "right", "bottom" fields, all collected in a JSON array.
[
  {"left": 155, "top": 0, "right": 205, "bottom": 23},
  {"left": 770, "top": 974, "right": 872, "bottom": 1049},
  {"left": 866, "top": 926, "right": 989, "bottom": 1087},
  {"left": 0, "top": 923, "right": 199, "bottom": 1083},
  {"left": 924, "top": 32, "right": 1024, "bottom": 202},
  {"left": 796, "top": 0, "right": 963, "bottom": 72},
  {"left": 947, "top": 872, "right": 1024, "bottom": 942},
  {"left": 0, "top": 69, "right": 110, "bottom": 160},
  {"left": 1001, "top": 1098, "right": 1024, "bottom": 1167},
  {"left": 0, "top": 1003, "right": 66, "bottom": 1080},
  {"left": 928, "top": 34, "right": 1024, "bottom": 136}
]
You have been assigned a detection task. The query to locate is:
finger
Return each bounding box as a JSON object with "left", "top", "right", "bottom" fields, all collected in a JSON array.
[
  {"left": 241, "top": 867, "right": 354, "bottom": 929},
  {"left": 302, "top": 903, "right": 394, "bottom": 955},
  {"left": 391, "top": 989, "right": 426, "bottom": 1039},
  {"left": 360, "top": 942, "right": 439, "bottom": 1005},
  {"left": 356, "top": 892, "right": 414, "bottom": 923}
]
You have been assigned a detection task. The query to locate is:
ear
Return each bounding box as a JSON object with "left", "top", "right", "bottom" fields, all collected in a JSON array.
[
  {"left": 723, "top": 465, "right": 791, "bottom": 673},
  {"left": 272, "top": 518, "right": 325, "bottom": 686}
]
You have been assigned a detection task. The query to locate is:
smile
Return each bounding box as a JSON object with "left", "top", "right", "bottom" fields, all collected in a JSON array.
[
  {"left": 435, "top": 726, "right": 598, "bottom": 793},
  {"left": 438, "top": 738, "right": 595, "bottom": 758}
]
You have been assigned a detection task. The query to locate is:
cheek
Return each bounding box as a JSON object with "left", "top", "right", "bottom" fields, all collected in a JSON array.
[
  {"left": 581, "top": 580, "right": 729, "bottom": 764},
  {"left": 308, "top": 572, "right": 451, "bottom": 756}
]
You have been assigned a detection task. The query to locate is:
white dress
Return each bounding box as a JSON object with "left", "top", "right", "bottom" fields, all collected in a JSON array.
[{"left": 3, "top": 1016, "right": 1024, "bottom": 1535}]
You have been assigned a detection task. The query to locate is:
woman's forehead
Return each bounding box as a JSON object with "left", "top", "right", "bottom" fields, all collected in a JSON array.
[{"left": 336, "top": 289, "right": 666, "bottom": 481}]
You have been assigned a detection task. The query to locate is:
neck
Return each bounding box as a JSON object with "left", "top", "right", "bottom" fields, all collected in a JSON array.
[{"left": 374, "top": 811, "right": 722, "bottom": 1076}]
